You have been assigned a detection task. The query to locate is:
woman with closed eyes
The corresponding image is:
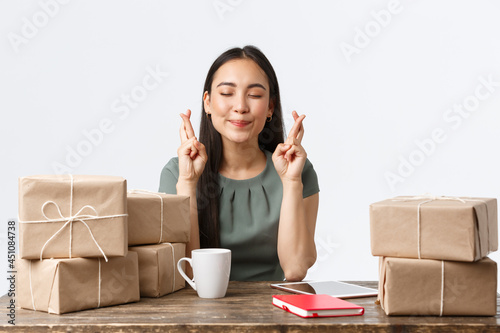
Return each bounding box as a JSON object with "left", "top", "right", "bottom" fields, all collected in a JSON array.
[{"left": 160, "top": 45, "right": 319, "bottom": 281}]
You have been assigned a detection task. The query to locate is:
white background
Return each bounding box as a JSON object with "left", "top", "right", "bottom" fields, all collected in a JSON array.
[{"left": 1, "top": 0, "right": 500, "bottom": 295}]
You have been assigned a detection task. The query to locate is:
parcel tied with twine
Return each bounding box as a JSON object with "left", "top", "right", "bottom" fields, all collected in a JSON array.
[
  {"left": 18, "top": 175, "right": 128, "bottom": 260},
  {"left": 18, "top": 251, "right": 140, "bottom": 314},
  {"left": 127, "top": 190, "right": 190, "bottom": 246},
  {"left": 377, "top": 256, "right": 497, "bottom": 316},
  {"left": 128, "top": 243, "right": 186, "bottom": 297},
  {"left": 370, "top": 196, "right": 498, "bottom": 262}
]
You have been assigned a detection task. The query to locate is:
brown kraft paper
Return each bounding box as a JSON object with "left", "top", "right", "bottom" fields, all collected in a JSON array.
[
  {"left": 378, "top": 256, "right": 497, "bottom": 316},
  {"left": 18, "top": 251, "right": 140, "bottom": 314},
  {"left": 370, "top": 196, "right": 498, "bottom": 261},
  {"left": 19, "top": 175, "right": 128, "bottom": 259},
  {"left": 128, "top": 243, "right": 186, "bottom": 297},
  {"left": 127, "top": 190, "right": 190, "bottom": 246}
]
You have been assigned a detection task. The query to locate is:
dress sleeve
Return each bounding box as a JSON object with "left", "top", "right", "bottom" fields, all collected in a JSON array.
[
  {"left": 302, "top": 158, "right": 320, "bottom": 198},
  {"left": 158, "top": 157, "right": 180, "bottom": 195}
]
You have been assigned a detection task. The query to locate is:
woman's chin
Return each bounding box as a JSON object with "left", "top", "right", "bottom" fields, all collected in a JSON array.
[{"left": 223, "top": 133, "right": 255, "bottom": 145}]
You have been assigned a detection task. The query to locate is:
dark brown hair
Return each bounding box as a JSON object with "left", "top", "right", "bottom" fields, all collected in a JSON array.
[{"left": 197, "top": 45, "right": 285, "bottom": 248}]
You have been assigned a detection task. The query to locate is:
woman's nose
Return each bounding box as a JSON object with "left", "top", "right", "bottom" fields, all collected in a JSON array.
[{"left": 234, "top": 94, "right": 249, "bottom": 113}]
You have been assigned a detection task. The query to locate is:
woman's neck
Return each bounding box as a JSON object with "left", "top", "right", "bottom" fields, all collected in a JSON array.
[{"left": 219, "top": 141, "right": 267, "bottom": 180}]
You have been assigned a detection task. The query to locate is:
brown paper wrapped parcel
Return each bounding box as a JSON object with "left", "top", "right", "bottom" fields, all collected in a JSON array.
[
  {"left": 127, "top": 190, "right": 190, "bottom": 245},
  {"left": 370, "top": 196, "right": 498, "bottom": 261},
  {"left": 19, "top": 175, "right": 128, "bottom": 260},
  {"left": 18, "top": 251, "right": 140, "bottom": 314},
  {"left": 378, "top": 256, "right": 497, "bottom": 316},
  {"left": 128, "top": 243, "right": 186, "bottom": 297}
]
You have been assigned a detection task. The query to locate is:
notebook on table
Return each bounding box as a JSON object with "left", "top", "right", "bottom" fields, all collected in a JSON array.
[{"left": 272, "top": 294, "right": 365, "bottom": 318}]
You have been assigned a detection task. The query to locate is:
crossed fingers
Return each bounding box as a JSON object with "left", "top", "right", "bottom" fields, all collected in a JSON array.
[
  {"left": 286, "top": 110, "right": 305, "bottom": 144},
  {"left": 179, "top": 109, "right": 196, "bottom": 143},
  {"left": 179, "top": 109, "right": 200, "bottom": 159}
]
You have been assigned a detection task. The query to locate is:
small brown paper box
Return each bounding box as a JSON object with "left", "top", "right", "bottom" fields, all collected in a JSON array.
[
  {"left": 18, "top": 251, "right": 140, "bottom": 314},
  {"left": 19, "top": 175, "right": 128, "bottom": 260},
  {"left": 370, "top": 196, "right": 498, "bottom": 261},
  {"left": 128, "top": 243, "right": 186, "bottom": 297},
  {"left": 378, "top": 257, "right": 497, "bottom": 316},
  {"left": 127, "top": 190, "right": 190, "bottom": 246}
]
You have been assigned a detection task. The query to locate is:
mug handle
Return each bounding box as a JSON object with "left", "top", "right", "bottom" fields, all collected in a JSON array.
[{"left": 177, "top": 257, "right": 196, "bottom": 290}]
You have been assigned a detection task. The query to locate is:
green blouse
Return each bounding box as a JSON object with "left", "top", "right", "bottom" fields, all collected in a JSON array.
[{"left": 159, "top": 150, "right": 320, "bottom": 281}]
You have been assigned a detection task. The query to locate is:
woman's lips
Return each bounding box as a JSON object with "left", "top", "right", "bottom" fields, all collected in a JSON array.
[{"left": 229, "top": 120, "right": 251, "bottom": 128}]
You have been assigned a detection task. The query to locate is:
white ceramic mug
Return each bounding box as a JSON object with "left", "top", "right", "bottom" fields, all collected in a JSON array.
[{"left": 177, "top": 248, "right": 231, "bottom": 298}]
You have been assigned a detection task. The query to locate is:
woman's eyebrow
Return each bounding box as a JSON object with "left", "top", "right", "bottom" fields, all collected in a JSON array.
[
  {"left": 217, "top": 81, "right": 236, "bottom": 88},
  {"left": 216, "top": 82, "right": 267, "bottom": 90},
  {"left": 248, "top": 83, "right": 266, "bottom": 90}
]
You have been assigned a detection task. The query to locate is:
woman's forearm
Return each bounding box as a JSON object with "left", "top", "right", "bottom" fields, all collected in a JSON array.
[
  {"left": 176, "top": 180, "right": 200, "bottom": 254},
  {"left": 277, "top": 180, "right": 317, "bottom": 281}
]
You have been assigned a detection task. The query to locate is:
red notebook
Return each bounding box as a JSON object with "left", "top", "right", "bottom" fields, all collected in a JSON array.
[{"left": 272, "top": 294, "right": 364, "bottom": 318}]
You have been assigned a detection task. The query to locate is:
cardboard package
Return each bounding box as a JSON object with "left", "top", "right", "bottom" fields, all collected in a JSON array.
[
  {"left": 19, "top": 175, "right": 128, "bottom": 260},
  {"left": 127, "top": 190, "right": 190, "bottom": 245},
  {"left": 378, "top": 256, "right": 497, "bottom": 316},
  {"left": 18, "top": 251, "right": 140, "bottom": 314},
  {"left": 128, "top": 243, "right": 186, "bottom": 297},
  {"left": 370, "top": 196, "right": 498, "bottom": 261}
]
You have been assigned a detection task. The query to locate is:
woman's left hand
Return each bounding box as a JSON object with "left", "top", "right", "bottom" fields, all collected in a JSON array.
[{"left": 272, "top": 111, "right": 307, "bottom": 182}]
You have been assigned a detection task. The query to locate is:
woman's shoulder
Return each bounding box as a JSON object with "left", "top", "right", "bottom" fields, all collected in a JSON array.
[
  {"left": 164, "top": 156, "right": 179, "bottom": 170},
  {"left": 159, "top": 157, "right": 179, "bottom": 194},
  {"left": 301, "top": 156, "right": 319, "bottom": 197},
  {"left": 161, "top": 157, "right": 180, "bottom": 176}
]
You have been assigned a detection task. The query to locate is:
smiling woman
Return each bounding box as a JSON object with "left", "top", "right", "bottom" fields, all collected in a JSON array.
[
  {"left": 159, "top": 45, "right": 320, "bottom": 282},
  {"left": 205, "top": 58, "right": 273, "bottom": 177}
]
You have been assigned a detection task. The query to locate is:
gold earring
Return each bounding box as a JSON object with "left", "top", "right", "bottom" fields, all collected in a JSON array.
[
  {"left": 266, "top": 115, "right": 272, "bottom": 122},
  {"left": 206, "top": 113, "right": 211, "bottom": 119}
]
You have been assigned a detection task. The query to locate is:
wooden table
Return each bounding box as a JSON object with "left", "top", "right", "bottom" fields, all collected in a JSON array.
[{"left": 1, "top": 281, "right": 499, "bottom": 332}]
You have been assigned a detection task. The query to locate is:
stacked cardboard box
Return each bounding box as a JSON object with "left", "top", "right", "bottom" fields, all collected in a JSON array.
[
  {"left": 370, "top": 196, "right": 498, "bottom": 316},
  {"left": 127, "top": 190, "right": 190, "bottom": 297},
  {"left": 17, "top": 176, "right": 191, "bottom": 314},
  {"left": 17, "top": 175, "right": 140, "bottom": 314}
]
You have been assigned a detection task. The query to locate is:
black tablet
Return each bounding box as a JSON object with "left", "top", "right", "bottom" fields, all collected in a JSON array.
[{"left": 270, "top": 281, "right": 378, "bottom": 299}]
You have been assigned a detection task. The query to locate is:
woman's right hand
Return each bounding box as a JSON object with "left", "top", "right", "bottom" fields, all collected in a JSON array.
[{"left": 177, "top": 109, "right": 207, "bottom": 186}]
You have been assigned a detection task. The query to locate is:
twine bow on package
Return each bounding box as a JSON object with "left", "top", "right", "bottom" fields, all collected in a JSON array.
[
  {"left": 16, "top": 175, "right": 192, "bottom": 315},
  {"left": 18, "top": 175, "right": 128, "bottom": 260}
]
